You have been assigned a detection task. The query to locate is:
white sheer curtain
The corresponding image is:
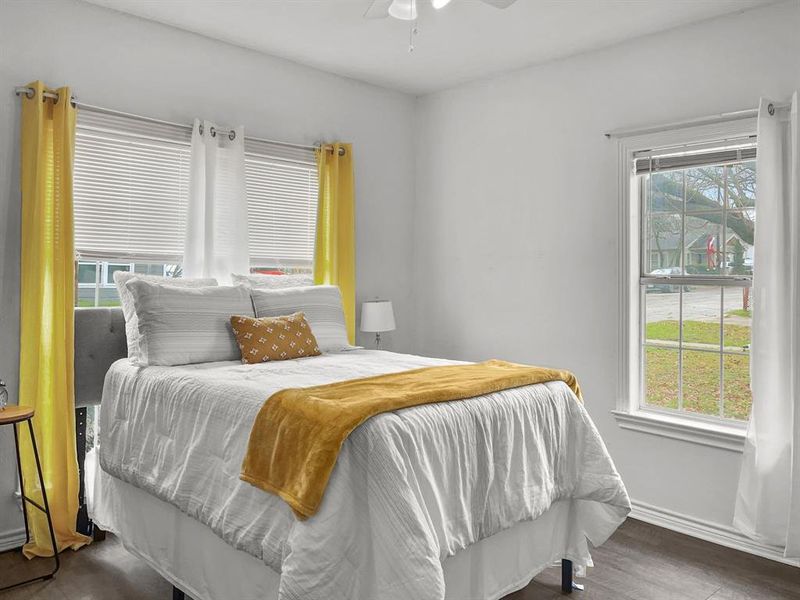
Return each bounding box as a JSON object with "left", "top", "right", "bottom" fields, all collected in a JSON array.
[
  {"left": 184, "top": 119, "right": 249, "bottom": 283},
  {"left": 734, "top": 93, "right": 799, "bottom": 558}
]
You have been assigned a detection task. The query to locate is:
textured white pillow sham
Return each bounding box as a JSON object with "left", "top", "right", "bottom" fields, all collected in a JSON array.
[
  {"left": 126, "top": 281, "right": 253, "bottom": 366},
  {"left": 114, "top": 271, "right": 218, "bottom": 363},
  {"left": 250, "top": 285, "right": 352, "bottom": 353},
  {"left": 231, "top": 273, "right": 314, "bottom": 289}
]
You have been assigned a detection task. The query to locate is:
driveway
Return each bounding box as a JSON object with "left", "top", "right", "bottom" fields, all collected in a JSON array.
[{"left": 646, "top": 287, "right": 751, "bottom": 324}]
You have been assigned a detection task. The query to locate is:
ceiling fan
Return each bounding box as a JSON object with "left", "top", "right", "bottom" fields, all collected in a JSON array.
[{"left": 365, "top": 0, "right": 518, "bottom": 21}]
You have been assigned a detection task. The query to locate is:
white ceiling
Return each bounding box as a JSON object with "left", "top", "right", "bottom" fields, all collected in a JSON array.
[{"left": 83, "top": 0, "right": 775, "bottom": 95}]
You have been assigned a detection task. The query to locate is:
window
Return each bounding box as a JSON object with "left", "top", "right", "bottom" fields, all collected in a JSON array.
[
  {"left": 74, "top": 110, "right": 191, "bottom": 305},
  {"left": 75, "top": 261, "right": 174, "bottom": 306},
  {"left": 244, "top": 138, "right": 318, "bottom": 274},
  {"left": 73, "top": 109, "right": 319, "bottom": 305},
  {"left": 637, "top": 142, "right": 755, "bottom": 423}
]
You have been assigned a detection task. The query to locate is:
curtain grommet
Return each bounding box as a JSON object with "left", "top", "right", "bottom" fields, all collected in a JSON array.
[
  {"left": 229, "top": 130, "right": 236, "bottom": 141},
  {"left": 210, "top": 126, "right": 217, "bottom": 138}
]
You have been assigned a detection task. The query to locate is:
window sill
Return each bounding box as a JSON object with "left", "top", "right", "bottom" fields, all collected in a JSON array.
[{"left": 612, "top": 409, "right": 746, "bottom": 452}]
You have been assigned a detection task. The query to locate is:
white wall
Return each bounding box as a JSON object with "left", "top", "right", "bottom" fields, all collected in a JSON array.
[
  {"left": 0, "top": 0, "right": 416, "bottom": 543},
  {"left": 413, "top": 0, "right": 799, "bottom": 533}
]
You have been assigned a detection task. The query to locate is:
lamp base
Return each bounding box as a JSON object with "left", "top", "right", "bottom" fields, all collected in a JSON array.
[{"left": 375, "top": 332, "right": 382, "bottom": 349}]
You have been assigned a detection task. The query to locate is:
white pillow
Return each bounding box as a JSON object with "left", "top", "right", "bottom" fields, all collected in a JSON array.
[
  {"left": 232, "top": 273, "right": 314, "bottom": 289},
  {"left": 114, "top": 271, "right": 218, "bottom": 363},
  {"left": 250, "top": 285, "right": 352, "bottom": 353},
  {"left": 126, "top": 281, "right": 253, "bottom": 366}
]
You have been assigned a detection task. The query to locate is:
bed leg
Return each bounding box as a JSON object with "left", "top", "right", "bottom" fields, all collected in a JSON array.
[
  {"left": 92, "top": 526, "right": 106, "bottom": 542},
  {"left": 172, "top": 585, "right": 185, "bottom": 600},
  {"left": 561, "top": 559, "right": 573, "bottom": 594}
]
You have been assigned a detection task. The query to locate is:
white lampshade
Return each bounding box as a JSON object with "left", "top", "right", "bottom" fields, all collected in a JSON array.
[
  {"left": 388, "top": 0, "right": 417, "bottom": 21},
  {"left": 360, "top": 301, "right": 396, "bottom": 333}
]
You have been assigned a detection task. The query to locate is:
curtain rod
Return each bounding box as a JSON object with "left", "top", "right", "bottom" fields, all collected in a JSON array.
[
  {"left": 13, "top": 85, "right": 345, "bottom": 156},
  {"left": 604, "top": 103, "right": 790, "bottom": 139}
]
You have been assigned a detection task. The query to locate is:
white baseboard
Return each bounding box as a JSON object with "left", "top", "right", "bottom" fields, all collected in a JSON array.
[
  {"left": 0, "top": 527, "right": 26, "bottom": 553},
  {"left": 630, "top": 499, "right": 799, "bottom": 568}
]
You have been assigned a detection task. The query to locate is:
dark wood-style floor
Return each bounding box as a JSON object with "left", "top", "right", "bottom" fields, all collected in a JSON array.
[{"left": 1, "top": 520, "right": 798, "bottom": 599}]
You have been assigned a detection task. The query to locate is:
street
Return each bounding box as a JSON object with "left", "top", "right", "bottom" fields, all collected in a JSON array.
[{"left": 645, "top": 287, "right": 752, "bottom": 324}]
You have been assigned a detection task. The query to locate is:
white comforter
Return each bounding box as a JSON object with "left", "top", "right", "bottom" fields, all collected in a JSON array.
[{"left": 98, "top": 350, "right": 630, "bottom": 600}]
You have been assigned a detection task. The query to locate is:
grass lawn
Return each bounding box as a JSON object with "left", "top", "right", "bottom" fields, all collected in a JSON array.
[
  {"left": 645, "top": 320, "right": 750, "bottom": 348},
  {"left": 645, "top": 320, "right": 752, "bottom": 421},
  {"left": 77, "top": 299, "right": 121, "bottom": 307}
]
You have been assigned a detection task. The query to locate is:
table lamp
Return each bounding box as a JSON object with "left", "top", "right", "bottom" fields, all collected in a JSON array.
[{"left": 360, "top": 300, "right": 396, "bottom": 348}]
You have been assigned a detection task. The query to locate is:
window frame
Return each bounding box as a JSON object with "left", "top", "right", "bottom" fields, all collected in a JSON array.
[{"left": 613, "top": 119, "right": 755, "bottom": 452}]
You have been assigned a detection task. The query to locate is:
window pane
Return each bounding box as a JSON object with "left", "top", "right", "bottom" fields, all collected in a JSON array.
[
  {"left": 725, "top": 209, "right": 755, "bottom": 275},
  {"left": 77, "top": 262, "right": 97, "bottom": 285},
  {"left": 723, "top": 354, "right": 752, "bottom": 420},
  {"left": 164, "top": 264, "right": 182, "bottom": 278},
  {"left": 643, "top": 285, "right": 679, "bottom": 411},
  {"left": 76, "top": 287, "right": 121, "bottom": 307},
  {"left": 727, "top": 161, "right": 756, "bottom": 210},
  {"left": 722, "top": 287, "right": 752, "bottom": 351},
  {"left": 681, "top": 286, "right": 720, "bottom": 348},
  {"left": 644, "top": 213, "right": 681, "bottom": 274},
  {"left": 644, "top": 285, "right": 679, "bottom": 343},
  {"left": 681, "top": 350, "right": 721, "bottom": 416},
  {"left": 106, "top": 264, "right": 130, "bottom": 285},
  {"left": 686, "top": 166, "right": 725, "bottom": 211},
  {"left": 644, "top": 347, "right": 679, "bottom": 410},
  {"left": 684, "top": 213, "right": 723, "bottom": 275},
  {"left": 648, "top": 171, "right": 684, "bottom": 213},
  {"left": 134, "top": 263, "right": 166, "bottom": 276}
]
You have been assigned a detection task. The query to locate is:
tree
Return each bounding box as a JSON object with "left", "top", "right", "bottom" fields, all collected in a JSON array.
[
  {"left": 649, "top": 213, "right": 680, "bottom": 268},
  {"left": 651, "top": 163, "right": 755, "bottom": 246}
]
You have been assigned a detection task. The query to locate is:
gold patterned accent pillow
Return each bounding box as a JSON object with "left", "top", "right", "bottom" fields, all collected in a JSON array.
[{"left": 231, "top": 312, "right": 321, "bottom": 364}]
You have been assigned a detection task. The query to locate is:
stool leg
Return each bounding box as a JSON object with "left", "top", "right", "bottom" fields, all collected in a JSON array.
[
  {"left": 12, "top": 423, "right": 31, "bottom": 545},
  {"left": 27, "top": 419, "right": 60, "bottom": 579},
  {"left": 0, "top": 419, "right": 60, "bottom": 592}
]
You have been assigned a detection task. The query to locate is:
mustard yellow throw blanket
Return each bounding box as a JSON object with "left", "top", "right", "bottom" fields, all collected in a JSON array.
[{"left": 240, "top": 359, "right": 582, "bottom": 519}]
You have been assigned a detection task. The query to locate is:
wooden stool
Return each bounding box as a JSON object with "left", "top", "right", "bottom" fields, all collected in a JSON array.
[{"left": 0, "top": 406, "right": 60, "bottom": 591}]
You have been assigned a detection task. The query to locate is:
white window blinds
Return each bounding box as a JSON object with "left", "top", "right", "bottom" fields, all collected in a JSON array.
[
  {"left": 74, "top": 110, "right": 191, "bottom": 262},
  {"left": 634, "top": 139, "right": 757, "bottom": 174},
  {"left": 244, "top": 138, "right": 318, "bottom": 269},
  {"left": 74, "top": 108, "right": 320, "bottom": 269}
]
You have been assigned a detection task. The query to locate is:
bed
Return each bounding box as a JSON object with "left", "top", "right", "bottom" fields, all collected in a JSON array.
[{"left": 76, "top": 306, "right": 630, "bottom": 600}]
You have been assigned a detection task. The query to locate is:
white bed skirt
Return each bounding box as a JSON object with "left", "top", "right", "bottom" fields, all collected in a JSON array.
[{"left": 89, "top": 454, "right": 593, "bottom": 600}]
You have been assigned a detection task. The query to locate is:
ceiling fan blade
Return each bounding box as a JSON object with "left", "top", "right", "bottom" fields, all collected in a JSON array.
[
  {"left": 364, "top": 0, "right": 392, "bottom": 19},
  {"left": 479, "top": 0, "right": 518, "bottom": 8}
]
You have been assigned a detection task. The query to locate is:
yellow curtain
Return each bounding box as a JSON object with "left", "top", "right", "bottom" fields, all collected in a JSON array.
[
  {"left": 18, "top": 81, "right": 90, "bottom": 558},
  {"left": 314, "top": 143, "right": 356, "bottom": 343}
]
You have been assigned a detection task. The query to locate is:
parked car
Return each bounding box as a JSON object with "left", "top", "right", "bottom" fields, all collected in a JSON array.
[{"left": 648, "top": 267, "right": 681, "bottom": 293}]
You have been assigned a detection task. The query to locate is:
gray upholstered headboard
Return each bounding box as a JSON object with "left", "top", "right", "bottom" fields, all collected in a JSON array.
[{"left": 74, "top": 307, "right": 127, "bottom": 408}]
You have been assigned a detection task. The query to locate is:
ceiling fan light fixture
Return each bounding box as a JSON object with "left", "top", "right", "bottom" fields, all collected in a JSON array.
[
  {"left": 431, "top": 0, "right": 452, "bottom": 9},
  {"left": 388, "top": 0, "right": 417, "bottom": 20}
]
